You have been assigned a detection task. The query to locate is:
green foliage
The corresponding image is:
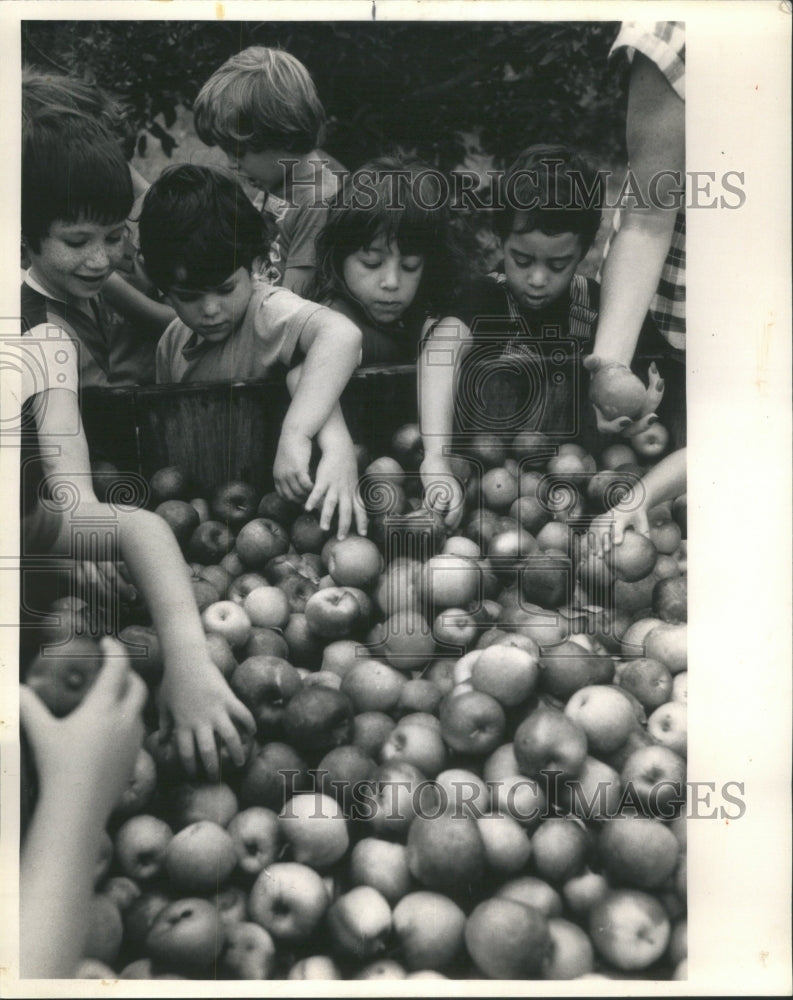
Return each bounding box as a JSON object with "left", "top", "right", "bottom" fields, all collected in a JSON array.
[{"left": 22, "top": 19, "right": 627, "bottom": 170}]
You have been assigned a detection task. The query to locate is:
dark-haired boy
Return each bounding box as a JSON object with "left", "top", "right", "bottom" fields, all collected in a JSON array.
[
  {"left": 138, "top": 163, "right": 364, "bottom": 535},
  {"left": 21, "top": 112, "right": 156, "bottom": 386}
]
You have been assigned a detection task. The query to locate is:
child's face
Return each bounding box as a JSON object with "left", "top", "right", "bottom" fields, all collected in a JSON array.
[
  {"left": 342, "top": 235, "right": 424, "bottom": 328},
  {"left": 502, "top": 229, "right": 584, "bottom": 313},
  {"left": 165, "top": 267, "right": 253, "bottom": 343},
  {"left": 27, "top": 217, "right": 127, "bottom": 301},
  {"left": 228, "top": 148, "right": 291, "bottom": 197}
]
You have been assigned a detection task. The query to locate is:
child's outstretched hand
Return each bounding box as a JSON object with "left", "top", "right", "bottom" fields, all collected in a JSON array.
[
  {"left": 584, "top": 356, "right": 665, "bottom": 435},
  {"left": 420, "top": 456, "right": 467, "bottom": 531},
  {"left": 273, "top": 428, "right": 314, "bottom": 503},
  {"left": 305, "top": 438, "right": 368, "bottom": 540},
  {"left": 156, "top": 653, "right": 255, "bottom": 782},
  {"left": 588, "top": 504, "right": 651, "bottom": 557},
  {"left": 20, "top": 637, "right": 147, "bottom": 824}
]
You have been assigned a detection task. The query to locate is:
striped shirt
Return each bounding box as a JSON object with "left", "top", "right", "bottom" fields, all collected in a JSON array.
[{"left": 603, "top": 21, "right": 686, "bottom": 351}]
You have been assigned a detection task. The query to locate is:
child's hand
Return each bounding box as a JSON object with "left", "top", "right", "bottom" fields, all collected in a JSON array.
[
  {"left": 588, "top": 504, "right": 650, "bottom": 556},
  {"left": 420, "top": 456, "right": 467, "bottom": 531},
  {"left": 20, "top": 637, "right": 147, "bottom": 824},
  {"left": 584, "top": 356, "right": 665, "bottom": 435},
  {"left": 273, "top": 429, "right": 314, "bottom": 502},
  {"left": 305, "top": 440, "right": 368, "bottom": 539},
  {"left": 156, "top": 656, "right": 255, "bottom": 782}
]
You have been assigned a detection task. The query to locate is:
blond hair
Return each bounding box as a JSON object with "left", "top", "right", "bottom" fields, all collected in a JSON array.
[{"left": 193, "top": 46, "right": 325, "bottom": 155}]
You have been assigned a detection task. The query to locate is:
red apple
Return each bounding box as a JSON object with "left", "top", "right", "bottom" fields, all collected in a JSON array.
[
  {"left": 257, "top": 491, "right": 303, "bottom": 526},
  {"left": 340, "top": 659, "right": 405, "bottom": 714},
  {"left": 290, "top": 512, "right": 331, "bottom": 554},
  {"left": 236, "top": 518, "right": 290, "bottom": 568},
  {"left": 327, "top": 535, "right": 383, "bottom": 591},
  {"left": 369, "top": 612, "right": 435, "bottom": 671},
  {"left": 305, "top": 586, "right": 369, "bottom": 639},
  {"left": 513, "top": 706, "right": 588, "bottom": 781},
  {"left": 439, "top": 689, "right": 506, "bottom": 757},
  {"left": 211, "top": 480, "right": 258, "bottom": 529},
  {"left": 187, "top": 520, "right": 235, "bottom": 564},
  {"left": 239, "top": 741, "right": 309, "bottom": 811},
  {"left": 146, "top": 897, "right": 225, "bottom": 973},
  {"left": 282, "top": 686, "right": 355, "bottom": 753},
  {"left": 149, "top": 465, "right": 190, "bottom": 505}
]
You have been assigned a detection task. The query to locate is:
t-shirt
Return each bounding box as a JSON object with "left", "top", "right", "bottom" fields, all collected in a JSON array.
[
  {"left": 450, "top": 274, "right": 600, "bottom": 440},
  {"left": 21, "top": 272, "right": 156, "bottom": 388},
  {"left": 155, "top": 280, "right": 327, "bottom": 384},
  {"left": 254, "top": 151, "right": 345, "bottom": 293},
  {"left": 603, "top": 21, "right": 686, "bottom": 351},
  {"left": 326, "top": 295, "right": 423, "bottom": 367}
]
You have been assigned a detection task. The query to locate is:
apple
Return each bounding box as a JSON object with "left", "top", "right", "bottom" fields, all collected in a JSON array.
[
  {"left": 391, "top": 422, "right": 424, "bottom": 470},
  {"left": 276, "top": 573, "right": 320, "bottom": 615},
  {"left": 210, "top": 479, "right": 258, "bottom": 530},
  {"left": 239, "top": 741, "right": 309, "bottom": 811},
  {"left": 212, "top": 884, "right": 248, "bottom": 928},
  {"left": 565, "top": 685, "right": 638, "bottom": 758},
  {"left": 114, "top": 814, "right": 173, "bottom": 882},
  {"left": 380, "top": 719, "right": 448, "bottom": 778},
  {"left": 327, "top": 535, "right": 383, "bottom": 591},
  {"left": 226, "top": 807, "right": 280, "bottom": 877},
  {"left": 349, "top": 838, "right": 412, "bottom": 905},
  {"left": 476, "top": 811, "right": 532, "bottom": 874},
  {"left": 481, "top": 466, "right": 519, "bottom": 510},
  {"left": 74, "top": 958, "right": 117, "bottom": 979},
  {"left": 466, "top": 431, "right": 508, "bottom": 468},
  {"left": 617, "top": 657, "right": 673, "bottom": 712},
  {"left": 327, "top": 886, "right": 392, "bottom": 960},
  {"left": 164, "top": 821, "right": 237, "bottom": 893},
  {"left": 278, "top": 793, "right": 349, "bottom": 870},
  {"left": 351, "top": 711, "right": 396, "bottom": 760},
  {"left": 201, "top": 600, "right": 251, "bottom": 650},
  {"left": 243, "top": 585, "right": 291, "bottom": 629},
  {"left": 305, "top": 586, "right": 369, "bottom": 639},
  {"left": 220, "top": 921, "right": 276, "bottom": 979},
  {"left": 484, "top": 745, "right": 546, "bottom": 828},
  {"left": 470, "top": 643, "right": 538, "bottom": 707},
  {"left": 612, "top": 529, "right": 658, "bottom": 582},
  {"left": 543, "top": 917, "right": 595, "bottom": 979},
  {"left": 340, "top": 658, "right": 405, "bottom": 714},
  {"left": 24, "top": 636, "right": 103, "bottom": 717},
  {"left": 257, "top": 490, "right": 303, "bottom": 526},
  {"left": 367, "top": 761, "right": 436, "bottom": 837},
  {"left": 394, "top": 681, "right": 441, "bottom": 720},
  {"left": 422, "top": 554, "right": 480, "bottom": 610},
  {"left": 287, "top": 955, "right": 341, "bottom": 978},
  {"left": 114, "top": 625, "right": 162, "bottom": 687},
  {"left": 290, "top": 512, "right": 330, "bottom": 554},
  {"left": 189, "top": 497, "right": 210, "bottom": 523},
  {"left": 647, "top": 701, "right": 687, "bottom": 756},
  {"left": 432, "top": 607, "right": 478, "bottom": 650},
  {"left": 488, "top": 527, "right": 539, "bottom": 575},
  {"left": 493, "top": 876, "right": 562, "bottom": 917},
  {"left": 189, "top": 576, "right": 220, "bottom": 613},
  {"left": 281, "top": 614, "right": 323, "bottom": 667},
  {"left": 282, "top": 686, "right": 354, "bottom": 753},
  {"left": 113, "top": 746, "right": 157, "bottom": 817},
  {"left": 423, "top": 658, "right": 456, "bottom": 696},
  {"left": 407, "top": 813, "right": 485, "bottom": 894},
  {"left": 187, "top": 520, "right": 235, "bottom": 564},
  {"left": 195, "top": 563, "right": 233, "bottom": 599},
  {"left": 354, "top": 960, "right": 406, "bottom": 980},
  {"left": 537, "top": 640, "right": 614, "bottom": 701},
  {"left": 497, "top": 602, "right": 569, "bottom": 648},
  {"left": 442, "top": 535, "right": 481, "bottom": 559},
  {"left": 149, "top": 465, "right": 190, "bottom": 505},
  {"left": 531, "top": 817, "right": 590, "bottom": 883},
  {"left": 513, "top": 706, "right": 588, "bottom": 781},
  {"left": 620, "top": 744, "right": 687, "bottom": 817},
  {"left": 630, "top": 420, "right": 670, "bottom": 459},
  {"left": 83, "top": 894, "right": 123, "bottom": 966},
  {"left": 369, "top": 612, "right": 435, "bottom": 671},
  {"left": 374, "top": 558, "right": 422, "bottom": 619},
  {"left": 599, "top": 816, "right": 680, "bottom": 889},
  {"left": 589, "top": 889, "right": 671, "bottom": 971},
  {"left": 672, "top": 671, "right": 687, "bottom": 703},
  {"left": 155, "top": 499, "right": 200, "bottom": 547},
  {"left": 123, "top": 889, "right": 170, "bottom": 952},
  {"left": 652, "top": 574, "right": 687, "bottom": 625},
  {"left": 434, "top": 768, "right": 489, "bottom": 818},
  {"left": 317, "top": 744, "right": 378, "bottom": 814},
  {"left": 561, "top": 868, "right": 610, "bottom": 916},
  {"left": 170, "top": 781, "right": 238, "bottom": 829},
  {"left": 558, "top": 756, "right": 622, "bottom": 821},
  {"left": 439, "top": 689, "right": 506, "bottom": 756},
  {"left": 146, "top": 897, "right": 225, "bottom": 973},
  {"left": 219, "top": 550, "right": 246, "bottom": 578},
  {"left": 464, "top": 897, "right": 551, "bottom": 978},
  {"left": 265, "top": 552, "right": 321, "bottom": 586},
  {"left": 644, "top": 622, "right": 687, "bottom": 673},
  {"left": 392, "top": 891, "right": 466, "bottom": 971},
  {"left": 236, "top": 518, "right": 290, "bottom": 568},
  {"left": 238, "top": 628, "right": 286, "bottom": 663}
]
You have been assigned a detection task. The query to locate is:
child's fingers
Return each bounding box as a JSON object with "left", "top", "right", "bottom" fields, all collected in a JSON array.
[
  {"left": 303, "top": 480, "right": 327, "bottom": 514},
  {"left": 118, "top": 669, "right": 148, "bottom": 720},
  {"left": 176, "top": 729, "right": 198, "bottom": 779},
  {"left": 353, "top": 500, "right": 368, "bottom": 538},
  {"left": 194, "top": 727, "right": 221, "bottom": 783},
  {"left": 335, "top": 493, "right": 352, "bottom": 541},
  {"left": 229, "top": 698, "right": 256, "bottom": 738},
  {"left": 215, "top": 715, "right": 247, "bottom": 769},
  {"left": 319, "top": 490, "right": 339, "bottom": 533},
  {"left": 19, "top": 685, "right": 54, "bottom": 744}
]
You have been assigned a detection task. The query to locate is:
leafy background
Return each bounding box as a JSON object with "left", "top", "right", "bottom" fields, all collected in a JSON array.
[{"left": 22, "top": 19, "right": 629, "bottom": 274}]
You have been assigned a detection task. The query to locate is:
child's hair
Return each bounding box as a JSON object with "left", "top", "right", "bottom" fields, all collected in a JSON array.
[
  {"left": 193, "top": 46, "right": 325, "bottom": 156},
  {"left": 138, "top": 163, "right": 275, "bottom": 292},
  {"left": 22, "top": 66, "right": 136, "bottom": 157},
  {"left": 22, "top": 111, "right": 134, "bottom": 253},
  {"left": 309, "top": 154, "right": 464, "bottom": 326},
  {"left": 494, "top": 143, "right": 602, "bottom": 253}
]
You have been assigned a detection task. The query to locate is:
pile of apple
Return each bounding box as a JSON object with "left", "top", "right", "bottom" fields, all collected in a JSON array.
[{"left": 26, "top": 423, "right": 687, "bottom": 981}]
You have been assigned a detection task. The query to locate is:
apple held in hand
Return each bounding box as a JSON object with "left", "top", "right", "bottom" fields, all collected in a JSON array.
[{"left": 24, "top": 636, "right": 103, "bottom": 717}]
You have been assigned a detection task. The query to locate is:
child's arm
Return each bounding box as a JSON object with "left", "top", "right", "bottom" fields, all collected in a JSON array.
[
  {"left": 419, "top": 316, "right": 473, "bottom": 530},
  {"left": 35, "top": 390, "right": 255, "bottom": 780},
  {"left": 20, "top": 639, "right": 146, "bottom": 978},
  {"left": 102, "top": 271, "right": 176, "bottom": 340},
  {"left": 592, "top": 447, "right": 686, "bottom": 548},
  {"left": 586, "top": 51, "right": 685, "bottom": 429},
  {"left": 273, "top": 309, "right": 362, "bottom": 502}
]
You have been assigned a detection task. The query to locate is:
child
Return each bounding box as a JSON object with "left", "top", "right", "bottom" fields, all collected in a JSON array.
[
  {"left": 20, "top": 640, "right": 146, "bottom": 978},
  {"left": 137, "top": 164, "right": 364, "bottom": 535},
  {"left": 419, "top": 144, "right": 603, "bottom": 528},
  {"left": 193, "top": 46, "right": 344, "bottom": 296},
  {"left": 21, "top": 110, "right": 161, "bottom": 386},
  {"left": 308, "top": 154, "right": 463, "bottom": 366},
  {"left": 18, "top": 119, "right": 255, "bottom": 779}
]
